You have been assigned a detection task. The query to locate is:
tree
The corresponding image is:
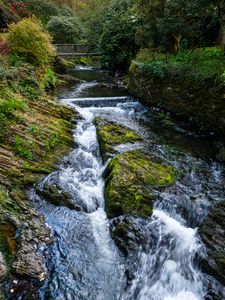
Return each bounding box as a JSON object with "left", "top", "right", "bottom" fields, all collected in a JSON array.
[
  {"left": 46, "top": 15, "right": 82, "bottom": 43},
  {"left": 135, "top": 0, "right": 216, "bottom": 53},
  {"left": 21, "top": 0, "right": 58, "bottom": 24},
  {"left": 8, "top": 17, "right": 55, "bottom": 66},
  {"left": 99, "top": 0, "right": 140, "bottom": 72}
]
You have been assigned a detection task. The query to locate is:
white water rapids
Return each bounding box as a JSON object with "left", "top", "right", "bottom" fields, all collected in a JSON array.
[{"left": 30, "top": 70, "right": 225, "bottom": 300}]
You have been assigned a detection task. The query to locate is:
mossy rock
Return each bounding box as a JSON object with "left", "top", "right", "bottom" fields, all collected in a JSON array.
[
  {"left": 104, "top": 149, "right": 177, "bottom": 218},
  {"left": 95, "top": 117, "right": 142, "bottom": 162},
  {"left": 199, "top": 201, "right": 225, "bottom": 285},
  {"left": 37, "top": 184, "right": 81, "bottom": 211}
]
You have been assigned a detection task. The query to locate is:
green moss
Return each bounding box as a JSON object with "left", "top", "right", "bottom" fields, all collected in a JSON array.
[
  {"left": 104, "top": 149, "right": 177, "bottom": 218},
  {"left": 95, "top": 117, "right": 142, "bottom": 162}
]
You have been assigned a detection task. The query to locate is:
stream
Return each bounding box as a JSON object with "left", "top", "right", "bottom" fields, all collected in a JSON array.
[{"left": 30, "top": 66, "right": 225, "bottom": 300}]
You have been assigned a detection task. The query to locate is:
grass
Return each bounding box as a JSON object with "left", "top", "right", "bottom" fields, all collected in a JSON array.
[{"left": 133, "top": 46, "right": 225, "bottom": 86}]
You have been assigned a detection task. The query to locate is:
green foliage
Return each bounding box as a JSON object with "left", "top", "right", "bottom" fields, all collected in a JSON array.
[
  {"left": 140, "top": 61, "right": 168, "bottom": 79},
  {"left": 0, "top": 99, "right": 28, "bottom": 117},
  {"left": 8, "top": 18, "right": 56, "bottom": 66},
  {"left": 135, "top": 0, "right": 221, "bottom": 52},
  {"left": 134, "top": 46, "right": 225, "bottom": 86},
  {"left": 45, "top": 133, "right": 60, "bottom": 149},
  {"left": 22, "top": 0, "right": 59, "bottom": 24},
  {"left": 46, "top": 15, "right": 82, "bottom": 43},
  {"left": 0, "top": 112, "right": 8, "bottom": 142},
  {"left": 99, "top": 0, "right": 140, "bottom": 72},
  {"left": 41, "top": 67, "right": 57, "bottom": 90},
  {"left": 14, "top": 135, "right": 34, "bottom": 160}
]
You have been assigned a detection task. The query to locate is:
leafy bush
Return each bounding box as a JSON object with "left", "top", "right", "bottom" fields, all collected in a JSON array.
[
  {"left": 140, "top": 61, "right": 168, "bottom": 79},
  {"left": 46, "top": 15, "right": 82, "bottom": 43},
  {"left": 41, "top": 67, "right": 57, "bottom": 91},
  {"left": 8, "top": 17, "right": 56, "bottom": 66}
]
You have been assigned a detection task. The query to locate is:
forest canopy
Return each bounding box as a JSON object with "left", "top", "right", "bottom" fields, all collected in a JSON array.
[{"left": 0, "top": 0, "right": 224, "bottom": 70}]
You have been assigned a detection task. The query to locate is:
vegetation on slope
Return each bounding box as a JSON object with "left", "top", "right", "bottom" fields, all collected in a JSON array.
[{"left": 0, "top": 17, "right": 77, "bottom": 293}]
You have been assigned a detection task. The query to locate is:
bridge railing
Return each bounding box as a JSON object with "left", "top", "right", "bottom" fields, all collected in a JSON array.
[{"left": 53, "top": 44, "right": 96, "bottom": 55}]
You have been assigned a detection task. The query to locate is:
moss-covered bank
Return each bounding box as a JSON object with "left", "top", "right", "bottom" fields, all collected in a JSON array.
[
  {"left": 128, "top": 60, "right": 225, "bottom": 142},
  {"left": 0, "top": 58, "right": 77, "bottom": 297},
  {"left": 0, "top": 96, "right": 76, "bottom": 289}
]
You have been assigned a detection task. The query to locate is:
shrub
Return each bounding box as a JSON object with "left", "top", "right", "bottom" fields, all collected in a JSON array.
[
  {"left": 8, "top": 17, "right": 56, "bottom": 66},
  {"left": 46, "top": 15, "right": 82, "bottom": 43},
  {"left": 140, "top": 61, "right": 168, "bottom": 79}
]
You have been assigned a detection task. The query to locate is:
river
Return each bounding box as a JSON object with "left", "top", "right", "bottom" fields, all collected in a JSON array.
[{"left": 29, "top": 66, "right": 225, "bottom": 300}]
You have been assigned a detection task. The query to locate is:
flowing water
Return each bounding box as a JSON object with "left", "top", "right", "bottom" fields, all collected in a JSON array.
[{"left": 30, "top": 66, "right": 225, "bottom": 300}]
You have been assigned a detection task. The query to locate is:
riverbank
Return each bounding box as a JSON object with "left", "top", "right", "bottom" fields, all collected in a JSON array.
[
  {"left": 0, "top": 54, "right": 78, "bottom": 297},
  {"left": 128, "top": 47, "right": 225, "bottom": 161}
]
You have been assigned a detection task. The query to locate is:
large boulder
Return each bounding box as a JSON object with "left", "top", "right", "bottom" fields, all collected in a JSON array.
[
  {"left": 95, "top": 117, "right": 142, "bottom": 162},
  {"left": 199, "top": 201, "right": 225, "bottom": 285},
  {"left": 0, "top": 187, "right": 52, "bottom": 283},
  {"left": 104, "top": 149, "right": 177, "bottom": 218}
]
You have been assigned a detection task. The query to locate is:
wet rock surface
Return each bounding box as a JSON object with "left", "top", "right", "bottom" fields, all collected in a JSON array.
[
  {"left": 199, "top": 200, "right": 225, "bottom": 285},
  {"left": 37, "top": 184, "right": 81, "bottom": 211},
  {"left": 104, "top": 149, "right": 177, "bottom": 218},
  {"left": 129, "top": 62, "right": 225, "bottom": 141},
  {"left": 95, "top": 117, "right": 142, "bottom": 162},
  {"left": 110, "top": 215, "right": 148, "bottom": 256},
  {"left": 0, "top": 252, "right": 6, "bottom": 281},
  {"left": 0, "top": 187, "right": 52, "bottom": 283}
]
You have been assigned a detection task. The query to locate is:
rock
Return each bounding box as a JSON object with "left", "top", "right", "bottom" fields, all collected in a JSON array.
[
  {"left": 128, "top": 62, "right": 225, "bottom": 141},
  {"left": 199, "top": 201, "right": 225, "bottom": 285},
  {"left": 13, "top": 247, "right": 46, "bottom": 281},
  {"left": 95, "top": 117, "right": 142, "bottom": 162},
  {"left": 110, "top": 216, "right": 146, "bottom": 256},
  {"left": 57, "top": 74, "right": 80, "bottom": 85},
  {"left": 217, "top": 146, "right": 225, "bottom": 163},
  {"left": 104, "top": 149, "right": 177, "bottom": 218},
  {"left": 37, "top": 184, "right": 81, "bottom": 211},
  {"left": 0, "top": 252, "right": 7, "bottom": 281},
  {"left": 8, "top": 279, "right": 41, "bottom": 299},
  {"left": 0, "top": 185, "right": 53, "bottom": 285}
]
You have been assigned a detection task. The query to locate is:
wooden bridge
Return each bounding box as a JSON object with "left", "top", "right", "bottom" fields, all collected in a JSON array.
[{"left": 54, "top": 44, "right": 100, "bottom": 57}]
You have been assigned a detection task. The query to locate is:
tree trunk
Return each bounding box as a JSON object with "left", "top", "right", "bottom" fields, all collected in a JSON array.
[{"left": 217, "top": 1, "right": 225, "bottom": 47}]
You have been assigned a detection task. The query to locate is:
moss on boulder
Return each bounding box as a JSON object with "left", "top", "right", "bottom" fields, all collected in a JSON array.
[
  {"left": 95, "top": 117, "right": 142, "bottom": 162},
  {"left": 104, "top": 149, "right": 177, "bottom": 218}
]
